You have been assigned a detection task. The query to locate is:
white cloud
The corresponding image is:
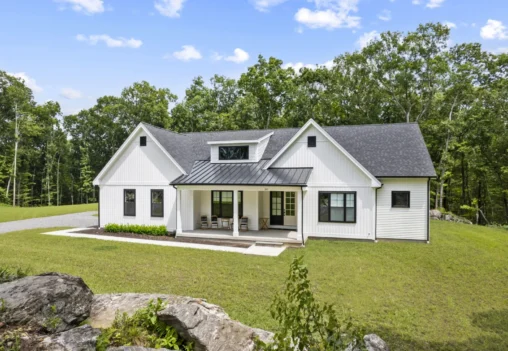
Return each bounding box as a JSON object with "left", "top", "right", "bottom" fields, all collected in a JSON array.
[
  {"left": 7, "top": 72, "right": 43, "bottom": 92},
  {"left": 60, "top": 88, "right": 83, "bottom": 99},
  {"left": 378, "top": 9, "right": 391, "bottom": 22},
  {"left": 55, "top": 0, "right": 104, "bottom": 14},
  {"left": 443, "top": 21, "right": 456, "bottom": 29},
  {"left": 356, "top": 30, "right": 380, "bottom": 49},
  {"left": 295, "top": 0, "right": 361, "bottom": 30},
  {"left": 481, "top": 19, "right": 508, "bottom": 40},
  {"left": 494, "top": 47, "right": 508, "bottom": 54},
  {"left": 170, "top": 45, "right": 202, "bottom": 61},
  {"left": 251, "top": 0, "right": 288, "bottom": 12},
  {"left": 412, "top": 0, "right": 421, "bottom": 4},
  {"left": 426, "top": 0, "right": 445, "bottom": 8},
  {"left": 224, "top": 48, "right": 250, "bottom": 63},
  {"left": 76, "top": 34, "right": 143, "bottom": 48},
  {"left": 154, "top": 0, "right": 186, "bottom": 18}
]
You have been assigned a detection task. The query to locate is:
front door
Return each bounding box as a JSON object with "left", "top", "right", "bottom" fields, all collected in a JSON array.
[
  {"left": 270, "top": 191, "right": 284, "bottom": 225},
  {"left": 284, "top": 191, "right": 297, "bottom": 226}
]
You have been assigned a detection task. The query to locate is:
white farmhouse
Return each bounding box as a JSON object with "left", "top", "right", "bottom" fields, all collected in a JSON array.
[{"left": 93, "top": 119, "right": 436, "bottom": 244}]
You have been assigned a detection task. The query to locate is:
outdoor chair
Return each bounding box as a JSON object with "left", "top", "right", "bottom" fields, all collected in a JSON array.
[
  {"left": 211, "top": 216, "right": 218, "bottom": 229},
  {"left": 240, "top": 217, "right": 249, "bottom": 231},
  {"left": 200, "top": 216, "right": 208, "bottom": 229}
]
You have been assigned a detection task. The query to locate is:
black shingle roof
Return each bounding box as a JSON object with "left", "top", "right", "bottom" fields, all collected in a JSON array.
[{"left": 142, "top": 122, "right": 436, "bottom": 180}]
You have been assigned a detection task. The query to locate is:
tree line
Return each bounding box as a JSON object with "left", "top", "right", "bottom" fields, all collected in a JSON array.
[{"left": 1, "top": 23, "right": 507, "bottom": 224}]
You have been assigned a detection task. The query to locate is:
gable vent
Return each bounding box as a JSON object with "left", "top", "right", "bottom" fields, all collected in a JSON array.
[
  {"left": 140, "top": 136, "right": 147, "bottom": 146},
  {"left": 308, "top": 136, "right": 316, "bottom": 147}
]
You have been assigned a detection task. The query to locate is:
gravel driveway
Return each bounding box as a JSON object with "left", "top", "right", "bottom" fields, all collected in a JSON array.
[{"left": 0, "top": 211, "right": 97, "bottom": 234}]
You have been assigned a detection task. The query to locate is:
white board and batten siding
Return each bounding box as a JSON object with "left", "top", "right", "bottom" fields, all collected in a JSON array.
[
  {"left": 376, "top": 178, "right": 429, "bottom": 241},
  {"left": 99, "top": 128, "right": 183, "bottom": 231},
  {"left": 271, "top": 125, "right": 376, "bottom": 241}
]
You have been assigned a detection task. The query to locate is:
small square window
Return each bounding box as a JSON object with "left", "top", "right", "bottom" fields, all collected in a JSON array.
[
  {"left": 140, "top": 136, "right": 147, "bottom": 146},
  {"left": 308, "top": 136, "right": 316, "bottom": 147},
  {"left": 392, "top": 191, "right": 410, "bottom": 208}
]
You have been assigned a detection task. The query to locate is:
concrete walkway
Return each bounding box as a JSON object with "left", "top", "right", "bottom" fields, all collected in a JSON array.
[
  {"left": 0, "top": 211, "right": 97, "bottom": 234},
  {"left": 42, "top": 228, "right": 288, "bottom": 257}
]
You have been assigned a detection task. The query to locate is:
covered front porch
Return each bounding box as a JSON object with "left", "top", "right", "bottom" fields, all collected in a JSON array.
[{"left": 175, "top": 185, "right": 304, "bottom": 243}]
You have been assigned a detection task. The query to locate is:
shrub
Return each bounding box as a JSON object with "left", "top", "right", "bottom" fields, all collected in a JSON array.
[
  {"left": 104, "top": 224, "right": 167, "bottom": 236},
  {"left": 256, "top": 257, "right": 365, "bottom": 351},
  {"left": 0, "top": 266, "right": 31, "bottom": 284},
  {"left": 96, "top": 298, "right": 192, "bottom": 351}
]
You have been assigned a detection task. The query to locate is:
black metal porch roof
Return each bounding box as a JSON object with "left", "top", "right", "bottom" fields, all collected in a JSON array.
[{"left": 171, "top": 160, "right": 312, "bottom": 186}]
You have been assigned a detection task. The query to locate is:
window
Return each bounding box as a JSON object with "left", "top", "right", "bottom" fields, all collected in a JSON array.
[
  {"left": 392, "top": 191, "right": 410, "bottom": 208},
  {"left": 124, "top": 189, "right": 136, "bottom": 216},
  {"left": 319, "top": 192, "right": 356, "bottom": 223},
  {"left": 218, "top": 146, "right": 249, "bottom": 160},
  {"left": 140, "top": 136, "right": 147, "bottom": 146},
  {"left": 308, "top": 136, "right": 316, "bottom": 147},
  {"left": 151, "top": 189, "right": 164, "bottom": 217},
  {"left": 285, "top": 192, "right": 295, "bottom": 216},
  {"left": 211, "top": 191, "right": 243, "bottom": 218}
]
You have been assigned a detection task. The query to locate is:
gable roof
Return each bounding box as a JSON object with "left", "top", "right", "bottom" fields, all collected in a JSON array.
[{"left": 142, "top": 122, "right": 436, "bottom": 178}]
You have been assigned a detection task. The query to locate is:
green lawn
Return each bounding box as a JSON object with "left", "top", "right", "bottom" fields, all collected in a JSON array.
[
  {"left": 0, "top": 203, "right": 97, "bottom": 222},
  {"left": 0, "top": 221, "right": 507, "bottom": 350}
]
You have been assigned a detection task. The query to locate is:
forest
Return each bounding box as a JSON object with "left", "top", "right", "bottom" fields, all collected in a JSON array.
[{"left": 0, "top": 23, "right": 507, "bottom": 225}]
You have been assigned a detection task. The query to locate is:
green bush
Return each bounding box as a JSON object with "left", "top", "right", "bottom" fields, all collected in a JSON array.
[
  {"left": 104, "top": 224, "right": 167, "bottom": 236},
  {"left": 256, "top": 257, "right": 365, "bottom": 351},
  {"left": 96, "top": 298, "right": 192, "bottom": 351}
]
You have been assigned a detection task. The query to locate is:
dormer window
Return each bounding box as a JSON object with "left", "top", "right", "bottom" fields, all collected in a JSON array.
[{"left": 219, "top": 146, "right": 249, "bottom": 160}]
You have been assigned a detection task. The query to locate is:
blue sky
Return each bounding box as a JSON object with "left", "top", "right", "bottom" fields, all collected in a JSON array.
[{"left": 1, "top": 0, "right": 507, "bottom": 115}]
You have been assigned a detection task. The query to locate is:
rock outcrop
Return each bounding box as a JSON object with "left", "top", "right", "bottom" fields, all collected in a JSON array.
[
  {"left": 158, "top": 298, "right": 273, "bottom": 351},
  {"left": 38, "top": 325, "right": 101, "bottom": 351},
  {"left": 429, "top": 209, "right": 473, "bottom": 224},
  {"left": 364, "top": 334, "right": 390, "bottom": 351},
  {"left": 0, "top": 272, "right": 93, "bottom": 332}
]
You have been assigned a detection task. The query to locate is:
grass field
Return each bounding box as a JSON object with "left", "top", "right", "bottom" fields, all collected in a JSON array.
[
  {"left": 0, "top": 203, "right": 97, "bottom": 222},
  {"left": 0, "top": 221, "right": 506, "bottom": 350}
]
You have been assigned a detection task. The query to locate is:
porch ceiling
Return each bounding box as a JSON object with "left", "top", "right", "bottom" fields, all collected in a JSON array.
[{"left": 171, "top": 160, "right": 312, "bottom": 186}]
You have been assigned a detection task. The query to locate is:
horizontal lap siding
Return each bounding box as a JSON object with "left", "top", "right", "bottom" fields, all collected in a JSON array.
[{"left": 377, "top": 178, "right": 428, "bottom": 240}]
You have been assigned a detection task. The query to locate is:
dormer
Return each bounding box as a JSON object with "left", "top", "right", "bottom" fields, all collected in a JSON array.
[{"left": 208, "top": 132, "right": 274, "bottom": 163}]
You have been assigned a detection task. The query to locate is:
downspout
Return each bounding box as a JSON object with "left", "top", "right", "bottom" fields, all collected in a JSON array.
[
  {"left": 173, "top": 185, "right": 178, "bottom": 236},
  {"left": 97, "top": 185, "right": 100, "bottom": 228},
  {"left": 300, "top": 186, "right": 305, "bottom": 247},
  {"left": 427, "top": 178, "right": 430, "bottom": 243}
]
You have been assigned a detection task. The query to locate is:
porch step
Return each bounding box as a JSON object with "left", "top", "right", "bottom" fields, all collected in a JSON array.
[{"left": 255, "top": 241, "right": 284, "bottom": 247}]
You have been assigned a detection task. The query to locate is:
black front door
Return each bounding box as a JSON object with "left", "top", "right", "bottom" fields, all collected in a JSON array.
[{"left": 270, "top": 191, "right": 284, "bottom": 226}]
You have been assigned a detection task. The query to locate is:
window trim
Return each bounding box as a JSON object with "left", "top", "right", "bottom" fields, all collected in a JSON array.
[
  {"left": 211, "top": 190, "right": 243, "bottom": 218},
  {"left": 150, "top": 189, "right": 164, "bottom": 218},
  {"left": 392, "top": 191, "right": 410, "bottom": 208},
  {"left": 308, "top": 136, "right": 316, "bottom": 148},
  {"left": 218, "top": 146, "right": 249, "bottom": 160},
  {"left": 124, "top": 189, "right": 136, "bottom": 217},
  {"left": 140, "top": 136, "right": 147, "bottom": 146},
  {"left": 318, "top": 191, "right": 357, "bottom": 223}
]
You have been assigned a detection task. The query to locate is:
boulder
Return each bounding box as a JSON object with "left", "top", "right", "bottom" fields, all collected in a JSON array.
[
  {"left": 364, "top": 334, "right": 389, "bottom": 351},
  {"left": 429, "top": 209, "right": 442, "bottom": 220},
  {"left": 38, "top": 325, "right": 101, "bottom": 351},
  {"left": 0, "top": 273, "right": 93, "bottom": 332},
  {"left": 90, "top": 293, "right": 192, "bottom": 328},
  {"left": 157, "top": 299, "right": 273, "bottom": 351}
]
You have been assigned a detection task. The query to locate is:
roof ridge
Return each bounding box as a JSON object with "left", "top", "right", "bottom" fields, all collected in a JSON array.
[{"left": 141, "top": 122, "right": 185, "bottom": 137}]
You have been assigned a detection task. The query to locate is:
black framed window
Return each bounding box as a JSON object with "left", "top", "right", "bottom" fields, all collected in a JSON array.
[
  {"left": 211, "top": 191, "right": 243, "bottom": 218},
  {"left": 151, "top": 189, "right": 164, "bottom": 217},
  {"left": 218, "top": 146, "right": 249, "bottom": 160},
  {"left": 319, "top": 192, "right": 356, "bottom": 223},
  {"left": 140, "top": 136, "right": 147, "bottom": 146},
  {"left": 392, "top": 191, "right": 410, "bottom": 208},
  {"left": 308, "top": 136, "right": 316, "bottom": 147},
  {"left": 124, "top": 189, "right": 136, "bottom": 216}
]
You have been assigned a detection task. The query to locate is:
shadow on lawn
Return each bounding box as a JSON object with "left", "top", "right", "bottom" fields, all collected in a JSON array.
[{"left": 375, "top": 310, "right": 508, "bottom": 351}]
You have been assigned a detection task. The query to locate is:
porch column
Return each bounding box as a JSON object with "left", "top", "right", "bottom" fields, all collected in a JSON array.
[
  {"left": 297, "top": 188, "right": 303, "bottom": 240},
  {"left": 176, "top": 188, "right": 183, "bottom": 235},
  {"left": 233, "top": 189, "right": 239, "bottom": 236}
]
